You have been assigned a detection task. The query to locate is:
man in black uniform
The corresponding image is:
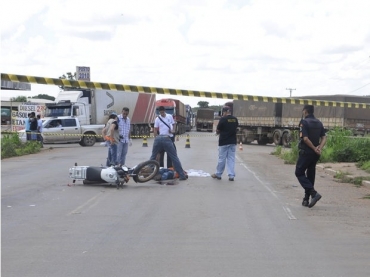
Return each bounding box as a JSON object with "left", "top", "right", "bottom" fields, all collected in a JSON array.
[{"left": 295, "top": 105, "right": 327, "bottom": 208}]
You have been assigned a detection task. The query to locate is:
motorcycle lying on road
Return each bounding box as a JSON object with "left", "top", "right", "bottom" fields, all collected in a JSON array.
[{"left": 69, "top": 160, "right": 160, "bottom": 189}]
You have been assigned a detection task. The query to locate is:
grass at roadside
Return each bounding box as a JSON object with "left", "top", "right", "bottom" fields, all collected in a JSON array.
[
  {"left": 1, "top": 133, "right": 41, "bottom": 159},
  {"left": 358, "top": 160, "right": 370, "bottom": 174},
  {"left": 271, "top": 128, "right": 370, "bottom": 186},
  {"left": 333, "top": 171, "right": 370, "bottom": 187}
]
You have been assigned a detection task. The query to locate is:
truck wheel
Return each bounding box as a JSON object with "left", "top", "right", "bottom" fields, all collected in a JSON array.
[
  {"left": 134, "top": 125, "right": 140, "bottom": 138},
  {"left": 241, "top": 129, "right": 253, "bottom": 144},
  {"left": 144, "top": 126, "right": 150, "bottom": 137},
  {"left": 140, "top": 126, "right": 145, "bottom": 137},
  {"left": 82, "top": 133, "right": 96, "bottom": 147},
  {"left": 273, "top": 130, "right": 283, "bottom": 145},
  {"left": 257, "top": 138, "right": 269, "bottom": 145},
  {"left": 282, "top": 132, "right": 291, "bottom": 148}
]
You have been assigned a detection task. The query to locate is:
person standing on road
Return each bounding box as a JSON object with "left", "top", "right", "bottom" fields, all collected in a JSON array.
[
  {"left": 29, "top": 112, "right": 38, "bottom": 141},
  {"left": 211, "top": 106, "right": 239, "bottom": 181},
  {"left": 36, "top": 114, "right": 43, "bottom": 147},
  {"left": 25, "top": 113, "right": 31, "bottom": 141},
  {"left": 150, "top": 106, "right": 188, "bottom": 180},
  {"left": 117, "top": 107, "right": 132, "bottom": 166},
  {"left": 295, "top": 105, "right": 327, "bottom": 208},
  {"left": 102, "top": 113, "right": 120, "bottom": 166},
  {"left": 156, "top": 106, "right": 177, "bottom": 168}
]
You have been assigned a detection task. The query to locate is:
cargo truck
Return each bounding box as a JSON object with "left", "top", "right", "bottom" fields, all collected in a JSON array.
[
  {"left": 44, "top": 89, "right": 156, "bottom": 146},
  {"left": 196, "top": 108, "right": 214, "bottom": 132},
  {"left": 155, "top": 99, "right": 186, "bottom": 134},
  {"left": 185, "top": 104, "right": 194, "bottom": 132},
  {"left": 223, "top": 95, "right": 370, "bottom": 147}
]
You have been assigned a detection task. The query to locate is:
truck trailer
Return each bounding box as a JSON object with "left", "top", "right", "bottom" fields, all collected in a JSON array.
[
  {"left": 223, "top": 95, "right": 370, "bottom": 147},
  {"left": 185, "top": 104, "right": 194, "bottom": 132},
  {"left": 196, "top": 108, "right": 214, "bottom": 132},
  {"left": 45, "top": 89, "right": 156, "bottom": 146},
  {"left": 155, "top": 98, "right": 187, "bottom": 134}
]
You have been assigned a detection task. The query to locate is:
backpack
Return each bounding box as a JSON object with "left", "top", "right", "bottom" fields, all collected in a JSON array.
[{"left": 30, "top": 118, "right": 38, "bottom": 131}]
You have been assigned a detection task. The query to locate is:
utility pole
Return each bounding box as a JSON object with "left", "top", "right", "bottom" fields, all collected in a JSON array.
[{"left": 286, "top": 88, "right": 296, "bottom": 97}]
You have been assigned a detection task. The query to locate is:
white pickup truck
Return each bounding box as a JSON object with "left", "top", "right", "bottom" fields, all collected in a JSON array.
[{"left": 41, "top": 117, "right": 104, "bottom": 146}]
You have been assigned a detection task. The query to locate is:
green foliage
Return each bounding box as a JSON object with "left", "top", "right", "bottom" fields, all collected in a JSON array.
[
  {"left": 271, "top": 128, "right": 370, "bottom": 165},
  {"left": 358, "top": 160, "right": 370, "bottom": 173},
  {"left": 197, "top": 101, "right": 209, "bottom": 108},
  {"left": 326, "top": 128, "right": 370, "bottom": 162},
  {"left": 59, "top": 72, "right": 76, "bottom": 80},
  {"left": 271, "top": 145, "right": 282, "bottom": 156},
  {"left": 59, "top": 72, "right": 78, "bottom": 89},
  {"left": 10, "top": 96, "right": 28, "bottom": 102},
  {"left": 1, "top": 133, "right": 41, "bottom": 159},
  {"left": 31, "top": 94, "right": 56, "bottom": 101}
]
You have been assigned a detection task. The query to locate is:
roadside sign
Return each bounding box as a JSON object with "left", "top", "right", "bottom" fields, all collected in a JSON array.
[{"left": 76, "top": 66, "right": 90, "bottom": 81}]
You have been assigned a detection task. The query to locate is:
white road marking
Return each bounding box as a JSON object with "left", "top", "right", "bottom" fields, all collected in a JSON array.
[{"left": 236, "top": 154, "right": 297, "bottom": 220}]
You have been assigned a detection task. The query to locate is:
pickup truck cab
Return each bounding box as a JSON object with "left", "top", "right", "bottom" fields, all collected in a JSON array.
[{"left": 42, "top": 117, "right": 104, "bottom": 146}]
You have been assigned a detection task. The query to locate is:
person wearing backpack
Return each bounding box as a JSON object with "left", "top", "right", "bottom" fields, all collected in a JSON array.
[
  {"left": 150, "top": 106, "right": 188, "bottom": 181},
  {"left": 102, "top": 113, "right": 120, "bottom": 166},
  {"left": 29, "top": 112, "right": 38, "bottom": 141}
]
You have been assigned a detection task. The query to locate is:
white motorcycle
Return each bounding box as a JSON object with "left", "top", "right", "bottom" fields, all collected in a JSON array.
[{"left": 69, "top": 160, "right": 160, "bottom": 189}]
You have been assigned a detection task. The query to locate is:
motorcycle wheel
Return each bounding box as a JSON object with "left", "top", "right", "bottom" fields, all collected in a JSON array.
[{"left": 132, "top": 160, "right": 160, "bottom": 183}]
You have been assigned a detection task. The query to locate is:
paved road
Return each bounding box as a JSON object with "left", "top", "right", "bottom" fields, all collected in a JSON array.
[{"left": 2, "top": 135, "right": 370, "bottom": 277}]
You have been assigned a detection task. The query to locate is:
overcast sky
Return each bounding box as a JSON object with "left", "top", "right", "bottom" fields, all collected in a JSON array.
[{"left": 1, "top": 0, "right": 370, "bottom": 107}]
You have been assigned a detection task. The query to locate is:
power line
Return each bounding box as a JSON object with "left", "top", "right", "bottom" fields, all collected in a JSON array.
[
  {"left": 347, "top": 82, "right": 370, "bottom": 94},
  {"left": 286, "top": 88, "right": 296, "bottom": 97}
]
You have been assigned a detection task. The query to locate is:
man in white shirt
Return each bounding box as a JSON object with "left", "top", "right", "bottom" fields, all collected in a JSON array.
[
  {"left": 117, "top": 107, "right": 132, "bottom": 166},
  {"left": 156, "top": 107, "right": 177, "bottom": 168},
  {"left": 150, "top": 106, "right": 187, "bottom": 180}
]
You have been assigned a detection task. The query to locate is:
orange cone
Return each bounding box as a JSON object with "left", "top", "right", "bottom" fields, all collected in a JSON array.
[{"left": 239, "top": 142, "right": 243, "bottom": 151}]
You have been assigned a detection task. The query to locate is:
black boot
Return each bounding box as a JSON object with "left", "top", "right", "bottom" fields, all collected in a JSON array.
[
  {"left": 308, "top": 189, "right": 322, "bottom": 208},
  {"left": 302, "top": 196, "right": 309, "bottom": 207},
  {"left": 302, "top": 189, "right": 309, "bottom": 207}
]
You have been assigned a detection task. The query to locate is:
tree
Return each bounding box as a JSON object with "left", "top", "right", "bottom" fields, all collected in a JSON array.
[
  {"left": 31, "top": 94, "right": 55, "bottom": 101},
  {"left": 59, "top": 72, "right": 76, "bottom": 80},
  {"left": 197, "top": 101, "right": 209, "bottom": 108},
  {"left": 10, "top": 96, "right": 28, "bottom": 102},
  {"left": 59, "top": 72, "right": 78, "bottom": 90}
]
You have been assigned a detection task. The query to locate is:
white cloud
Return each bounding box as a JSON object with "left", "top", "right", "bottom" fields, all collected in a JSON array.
[{"left": 1, "top": 0, "right": 369, "bottom": 107}]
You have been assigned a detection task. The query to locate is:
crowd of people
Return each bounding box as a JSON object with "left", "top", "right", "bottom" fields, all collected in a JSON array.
[
  {"left": 25, "top": 112, "right": 43, "bottom": 147},
  {"left": 102, "top": 107, "right": 132, "bottom": 167},
  {"left": 102, "top": 103, "right": 327, "bottom": 208}
]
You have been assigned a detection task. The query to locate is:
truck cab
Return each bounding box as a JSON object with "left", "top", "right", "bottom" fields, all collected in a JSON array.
[{"left": 44, "top": 91, "right": 90, "bottom": 125}]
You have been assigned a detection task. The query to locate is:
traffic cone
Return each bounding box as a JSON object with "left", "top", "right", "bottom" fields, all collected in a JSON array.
[
  {"left": 185, "top": 134, "right": 191, "bottom": 148},
  {"left": 142, "top": 137, "right": 148, "bottom": 147},
  {"left": 239, "top": 142, "right": 243, "bottom": 151}
]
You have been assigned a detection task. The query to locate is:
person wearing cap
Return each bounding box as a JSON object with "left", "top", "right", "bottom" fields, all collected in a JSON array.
[
  {"left": 156, "top": 105, "right": 177, "bottom": 168},
  {"left": 102, "top": 113, "right": 120, "bottom": 166},
  {"left": 295, "top": 105, "right": 327, "bottom": 208},
  {"left": 211, "top": 106, "right": 239, "bottom": 181},
  {"left": 150, "top": 106, "right": 188, "bottom": 180}
]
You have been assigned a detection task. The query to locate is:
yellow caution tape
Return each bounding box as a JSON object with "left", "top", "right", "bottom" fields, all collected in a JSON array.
[
  {"left": 3, "top": 131, "right": 369, "bottom": 140},
  {"left": 2, "top": 73, "right": 370, "bottom": 109}
]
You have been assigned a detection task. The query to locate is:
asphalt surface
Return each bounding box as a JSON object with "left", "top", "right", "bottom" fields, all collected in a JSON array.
[{"left": 2, "top": 134, "right": 370, "bottom": 277}]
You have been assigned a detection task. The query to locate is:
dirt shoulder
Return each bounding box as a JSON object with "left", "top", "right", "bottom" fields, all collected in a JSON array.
[
  {"left": 240, "top": 148, "right": 370, "bottom": 237},
  {"left": 316, "top": 162, "right": 370, "bottom": 189}
]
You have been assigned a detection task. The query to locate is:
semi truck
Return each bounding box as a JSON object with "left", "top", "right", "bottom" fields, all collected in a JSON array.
[
  {"left": 44, "top": 89, "right": 156, "bottom": 146},
  {"left": 155, "top": 98, "right": 187, "bottom": 134},
  {"left": 185, "top": 104, "right": 194, "bottom": 132},
  {"left": 223, "top": 95, "right": 370, "bottom": 147},
  {"left": 196, "top": 108, "right": 214, "bottom": 132}
]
